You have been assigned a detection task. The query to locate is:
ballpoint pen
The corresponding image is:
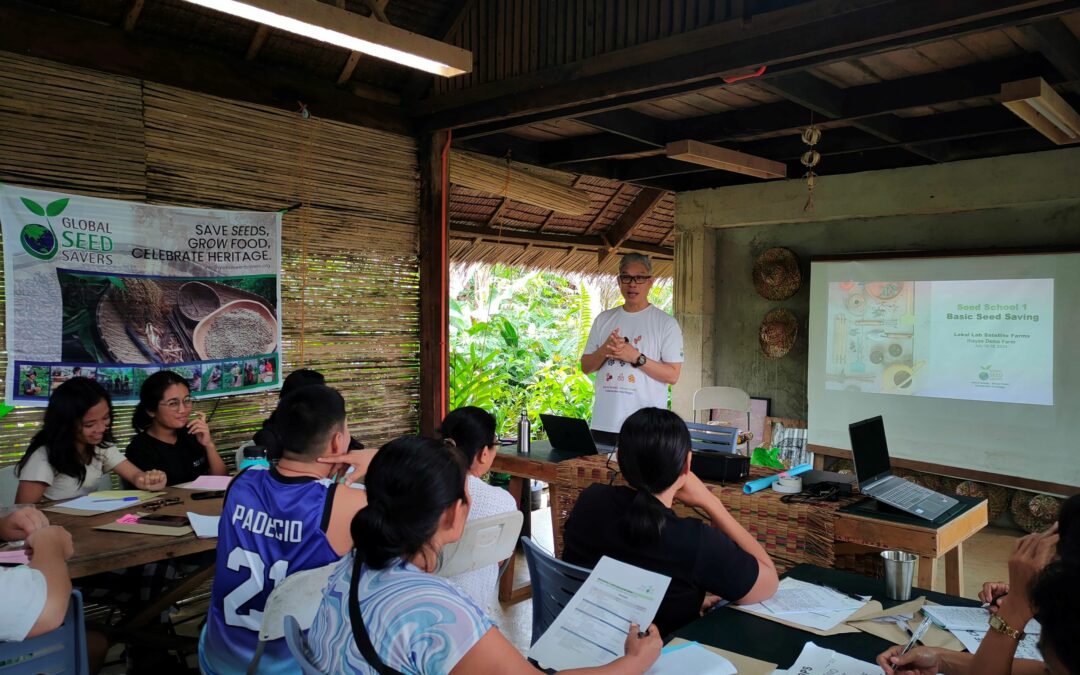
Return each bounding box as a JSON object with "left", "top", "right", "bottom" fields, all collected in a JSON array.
[
  {"left": 93, "top": 496, "right": 139, "bottom": 503},
  {"left": 900, "top": 616, "right": 934, "bottom": 655}
]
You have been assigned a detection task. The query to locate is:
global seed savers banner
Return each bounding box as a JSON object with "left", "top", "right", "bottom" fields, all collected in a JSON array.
[{"left": 0, "top": 185, "right": 282, "bottom": 406}]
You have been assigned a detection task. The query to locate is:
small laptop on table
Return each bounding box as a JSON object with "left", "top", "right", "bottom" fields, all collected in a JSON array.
[
  {"left": 849, "top": 415, "right": 958, "bottom": 521},
  {"left": 539, "top": 414, "right": 616, "bottom": 454}
]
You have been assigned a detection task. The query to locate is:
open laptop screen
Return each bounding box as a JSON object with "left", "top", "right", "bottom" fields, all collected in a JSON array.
[{"left": 849, "top": 416, "right": 892, "bottom": 486}]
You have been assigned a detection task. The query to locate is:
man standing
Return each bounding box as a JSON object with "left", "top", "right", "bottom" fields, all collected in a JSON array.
[{"left": 581, "top": 253, "right": 683, "bottom": 443}]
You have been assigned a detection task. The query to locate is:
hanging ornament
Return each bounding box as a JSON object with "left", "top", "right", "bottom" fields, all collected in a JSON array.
[{"left": 800, "top": 123, "right": 822, "bottom": 211}]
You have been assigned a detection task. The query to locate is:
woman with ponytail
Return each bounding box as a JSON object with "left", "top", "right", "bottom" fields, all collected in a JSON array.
[
  {"left": 307, "top": 435, "right": 661, "bottom": 674},
  {"left": 563, "top": 407, "right": 779, "bottom": 636},
  {"left": 438, "top": 406, "right": 517, "bottom": 609}
]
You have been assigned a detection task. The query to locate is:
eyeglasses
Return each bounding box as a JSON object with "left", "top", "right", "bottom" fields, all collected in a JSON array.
[
  {"left": 618, "top": 274, "right": 652, "bottom": 285},
  {"left": 142, "top": 497, "right": 183, "bottom": 511},
  {"left": 161, "top": 397, "right": 194, "bottom": 410}
]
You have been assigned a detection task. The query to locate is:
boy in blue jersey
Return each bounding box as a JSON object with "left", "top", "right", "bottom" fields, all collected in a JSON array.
[{"left": 199, "top": 385, "right": 368, "bottom": 675}]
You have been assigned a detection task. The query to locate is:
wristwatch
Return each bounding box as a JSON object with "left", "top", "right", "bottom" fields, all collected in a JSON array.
[
  {"left": 632, "top": 353, "right": 647, "bottom": 368},
  {"left": 988, "top": 614, "right": 1025, "bottom": 641}
]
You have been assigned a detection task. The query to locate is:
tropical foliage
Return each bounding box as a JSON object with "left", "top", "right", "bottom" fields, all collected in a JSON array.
[{"left": 450, "top": 263, "right": 672, "bottom": 437}]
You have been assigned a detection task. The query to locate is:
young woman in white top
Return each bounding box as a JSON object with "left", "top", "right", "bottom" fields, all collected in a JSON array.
[
  {"left": 438, "top": 406, "right": 517, "bottom": 609},
  {"left": 15, "top": 377, "right": 167, "bottom": 503}
]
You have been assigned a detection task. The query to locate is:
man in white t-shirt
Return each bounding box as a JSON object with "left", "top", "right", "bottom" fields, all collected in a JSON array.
[{"left": 581, "top": 254, "right": 684, "bottom": 442}]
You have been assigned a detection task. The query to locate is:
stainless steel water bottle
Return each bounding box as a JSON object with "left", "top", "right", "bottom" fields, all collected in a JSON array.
[{"left": 517, "top": 410, "right": 531, "bottom": 454}]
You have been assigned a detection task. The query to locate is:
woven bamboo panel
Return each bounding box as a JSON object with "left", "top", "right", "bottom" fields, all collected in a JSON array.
[
  {"left": 0, "top": 59, "right": 420, "bottom": 466},
  {"left": 553, "top": 454, "right": 854, "bottom": 573}
]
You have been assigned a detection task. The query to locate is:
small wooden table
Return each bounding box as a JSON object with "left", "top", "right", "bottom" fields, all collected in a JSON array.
[
  {"left": 46, "top": 486, "right": 223, "bottom": 634},
  {"left": 491, "top": 440, "right": 596, "bottom": 603},
  {"left": 835, "top": 496, "right": 988, "bottom": 595}
]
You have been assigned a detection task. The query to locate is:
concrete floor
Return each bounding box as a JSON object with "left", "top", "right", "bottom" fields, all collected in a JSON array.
[{"left": 100, "top": 504, "right": 1018, "bottom": 670}]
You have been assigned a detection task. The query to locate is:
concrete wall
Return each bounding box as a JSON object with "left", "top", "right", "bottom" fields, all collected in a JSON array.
[{"left": 673, "top": 147, "right": 1080, "bottom": 420}]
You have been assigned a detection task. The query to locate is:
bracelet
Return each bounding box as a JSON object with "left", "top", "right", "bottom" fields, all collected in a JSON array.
[{"left": 988, "top": 614, "right": 1024, "bottom": 641}]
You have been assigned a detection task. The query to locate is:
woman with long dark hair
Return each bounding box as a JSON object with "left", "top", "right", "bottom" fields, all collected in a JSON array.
[
  {"left": 125, "top": 370, "right": 226, "bottom": 485},
  {"left": 15, "top": 377, "right": 167, "bottom": 503},
  {"left": 438, "top": 406, "right": 516, "bottom": 609},
  {"left": 306, "top": 435, "right": 660, "bottom": 674},
  {"left": 563, "top": 407, "right": 779, "bottom": 636}
]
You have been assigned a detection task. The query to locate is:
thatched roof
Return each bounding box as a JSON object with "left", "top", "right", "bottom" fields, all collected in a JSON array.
[{"left": 449, "top": 171, "right": 675, "bottom": 278}]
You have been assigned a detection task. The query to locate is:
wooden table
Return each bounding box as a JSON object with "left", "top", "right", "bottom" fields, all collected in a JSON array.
[
  {"left": 553, "top": 455, "right": 988, "bottom": 596},
  {"left": 491, "top": 440, "right": 596, "bottom": 603},
  {"left": 835, "top": 496, "right": 988, "bottom": 595},
  {"left": 46, "top": 486, "right": 223, "bottom": 635}
]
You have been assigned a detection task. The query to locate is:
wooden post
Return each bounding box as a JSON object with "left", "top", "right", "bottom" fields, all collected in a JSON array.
[
  {"left": 671, "top": 222, "right": 717, "bottom": 420},
  {"left": 419, "top": 131, "right": 450, "bottom": 435}
]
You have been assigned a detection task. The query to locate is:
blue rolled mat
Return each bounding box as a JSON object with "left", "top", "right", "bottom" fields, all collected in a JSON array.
[{"left": 742, "top": 463, "right": 813, "bottom": 494}]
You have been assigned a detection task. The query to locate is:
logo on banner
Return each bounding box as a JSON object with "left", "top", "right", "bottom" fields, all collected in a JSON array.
[{"left": 17, "top": 196, "right": 68, "bottom": 261}]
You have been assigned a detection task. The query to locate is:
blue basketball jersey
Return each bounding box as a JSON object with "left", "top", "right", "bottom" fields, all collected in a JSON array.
[{"left": 199, "top": 467, "right": 340, "bottom": 675}]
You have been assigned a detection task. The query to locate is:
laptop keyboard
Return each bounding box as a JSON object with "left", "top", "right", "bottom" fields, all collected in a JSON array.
[{"left": 878, "top": 480, "right": 929, "bottom": 510}]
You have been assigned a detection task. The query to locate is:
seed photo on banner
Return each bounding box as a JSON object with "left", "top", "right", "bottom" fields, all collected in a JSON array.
[{"left": 0, "top": 184, "right": 283, "bottom": 406}]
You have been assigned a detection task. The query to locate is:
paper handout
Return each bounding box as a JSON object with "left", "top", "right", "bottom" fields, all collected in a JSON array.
[
  {"left": 45, "top": 491, "right": 164, "bottom": 514},
  {"left": 950, "top": 627, "right": 1044, "bottom": 661},
  {"left": 186, "top": 512, "right": 221, "bottom": 539},
  {"left": 645, "top": 641, "right": 737, "bottom": 675},
  {"left": 736, "top": 578, "right": 874, "bottom": 633},
  {"left": 922, "top": 606, "right": 1040, "bottom": 634},
  {"left": 177, "top": 475, "right": 233, "bottom": 490},
  {"left": 760, "top": 582, "right": 866, "bottom": 615},
  {"left": 527, "top": 556, "right": 671, "bottom": 671},
  {"left": 785, "top": 641, "right": 879, "bottom": 675}
]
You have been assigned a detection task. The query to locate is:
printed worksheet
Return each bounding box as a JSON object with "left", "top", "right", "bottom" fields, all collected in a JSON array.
[
  {"left": 785, "top": 642, "right": 879, "bottom": 675},
  {"left": 950, "top": 629, "right": 1045, "bottom": 661},
  {"left": 528, "top": 556, "right": 670, "bottom": 670},
  {"left": 922, "top": 606, "right": 1041, "bottom": 634}
]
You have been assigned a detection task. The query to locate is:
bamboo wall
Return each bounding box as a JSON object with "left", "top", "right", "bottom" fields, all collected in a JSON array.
[{"left": 0, "top": 52, "right": 421, "bottom": 466}]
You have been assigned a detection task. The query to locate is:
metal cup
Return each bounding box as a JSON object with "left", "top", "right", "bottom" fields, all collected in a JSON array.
[{"left": 882, "top": 550, "right": 917, "bottom": 600}]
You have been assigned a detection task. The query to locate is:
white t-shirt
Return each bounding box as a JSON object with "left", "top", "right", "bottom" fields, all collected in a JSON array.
[
  {"left": 447, "top": 475, "right": 517, "bottom": 610},
  {"left": 0, "top": 565, "right": 47, "bottom": 641},
  {"left": 585, "top": 304, "right": 684, "bottom": 432},
  {"left": 15, "top": 445, "right": 126, "bottom": 501}
]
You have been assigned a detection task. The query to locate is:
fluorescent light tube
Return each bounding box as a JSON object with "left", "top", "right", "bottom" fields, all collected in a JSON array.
[
  {"left": 1027, "top": 97, "right": 1078, "bottom": 139},
  {"left": 182, "top": 0, "right": 472, "bottom": 77}
]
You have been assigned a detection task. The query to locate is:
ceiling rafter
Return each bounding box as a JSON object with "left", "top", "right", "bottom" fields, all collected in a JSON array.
[
  {"left": 122, "top": 0, "right": 145, "bottom": 32},
  {"left": 598, "top": 188, "right": 667, "bottom": 265},
  {"left": 1025, "top": 17, "right": 1080, "bottom": 80},
  {"left": 336, "top": 0, "right": 392, "bottom": 86}
]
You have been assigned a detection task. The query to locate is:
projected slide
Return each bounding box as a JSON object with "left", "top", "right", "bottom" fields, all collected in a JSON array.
[{"left": 825, "top": 279, "right": 1053, "bottom": 405}]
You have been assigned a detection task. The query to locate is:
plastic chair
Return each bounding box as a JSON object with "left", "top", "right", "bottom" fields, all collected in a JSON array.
[
  {"left": 247, "top": 562, "right": 337, "bottom": 675},
  {"left": 436, "top": 510, "right": 524, "bottom": 578},
  {"left": 520, "top": 536, "right": 592, "bottom": 645},
  {"left": 282, "top": 615, "right": 323, "bottom": 675},
  {"left": 0, "top": 589, "right": 88, "bottom": 674}
]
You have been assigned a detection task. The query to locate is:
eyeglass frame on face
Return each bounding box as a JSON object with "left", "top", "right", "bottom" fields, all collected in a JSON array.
[
  {"left": 618, "top": 274, "right": 652, "bottom": 285},
  {"left": 160, "top": 396, "right": 194, "bottom": 411}
]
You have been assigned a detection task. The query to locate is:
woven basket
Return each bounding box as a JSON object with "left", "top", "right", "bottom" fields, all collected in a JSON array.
[
  {"left": 1010, "top": 491, "right": 1063, "bottom": 533},
  {"left": 553, "top": 454, "right": 857, "bottom": 573},
  {"left": 954, "top": 480, "right": 1010, "bottom": 522}
]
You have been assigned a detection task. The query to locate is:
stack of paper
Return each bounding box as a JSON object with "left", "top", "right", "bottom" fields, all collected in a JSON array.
[
  {"left": 176, "top": 475, "right": 233, "bottom": 490},
  {"left": 778, "top": 642, "right": 879, "bottom": 675},
  {"left": 736, "top": 578, "right": 872, "bottom": 632},
  {"left": 922, "top": 606, "right": 1044, "bottom": 662},
  {"left": 47, "top": 491, "right": 161, "bottom": 513},
  {"left": 528, "top": 556, "right": 671, "bottom": 671}
]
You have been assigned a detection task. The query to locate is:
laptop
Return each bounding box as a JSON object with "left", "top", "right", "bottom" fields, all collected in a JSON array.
[
  {"left": 848, "top": 416, "right": 958, "bottom": 520},
  {"left": 539, "top": 414, "right": 616, "bottom": 454}
]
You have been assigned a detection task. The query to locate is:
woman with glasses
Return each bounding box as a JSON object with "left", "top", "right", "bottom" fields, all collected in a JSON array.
[
  {"left": 15, "top": 377, "right": 168, "bottom": 503},
  {"left": 438, "top": 406, "right": 517, "bottom": 610},
  {"left": 125, "top": 370, "right": 227, "bottom": 485}
]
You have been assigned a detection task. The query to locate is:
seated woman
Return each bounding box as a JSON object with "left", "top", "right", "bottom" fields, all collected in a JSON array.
[
  {"left": 878, "top": 494, "right": 1079, "bottom": 675},
  {"left": 306, "top": 435, "right": 661, "bottom": 674},
  {"left": 563, "top": 407, "right": 779, "bottom": 636},
  {"left": 125, "top": 370, "right": 227, "bottom": 485},
  {"left": 15, "top": 377, "right": 167, "bottom": 503},
  {"left": 438, "top": 406, "right": 517, "bottom": 609}
]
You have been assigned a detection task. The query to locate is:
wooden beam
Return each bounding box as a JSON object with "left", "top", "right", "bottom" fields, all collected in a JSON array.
[
  {"left": 1026, "top": 18, "right": 1080, "bottom": 81},
  {"left": 486, "top": 197, "right": 509, "bottom": 226},
  {"left": 665, "top": 140, "right": 787, "bottom": 179},
  {"left": 419, "top": 0, "right": 1078, "bottom": 133},
  {"left": 419, "top": 131, "right": 450, "bottom": 436},
  {"left": 336, "top": 0, "right": 391, "bottom": 85},
  {"left": 0, "top": 2, "right": 410, "bottom": 135},
  {"left": 576, "top": 109, "right": 668, "bottom": 147},
  {"left": 246, "top": 26, "right": 271, "bottom": 61},
  {"left": 598, "top": 188, "right": 666, "bottom": 264},
  {"left": 449, "top": 224, "right": 674, "bottom": 258},
  {"left": 122, "top": 0, "right": 145, "bottom": 32},
  {"left": 402, "top": 0, "right": 477, "bottom": 102}
]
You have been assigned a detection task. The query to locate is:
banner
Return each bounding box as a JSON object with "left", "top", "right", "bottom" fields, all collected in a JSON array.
[{"left": 1, "top": 185, "right": 282, "bottom": 406}]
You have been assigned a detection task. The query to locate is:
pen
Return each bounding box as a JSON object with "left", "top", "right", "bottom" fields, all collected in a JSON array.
[
  {"left": 900, "top": 616, "right": 933, "bottom": 655},
  {"left": 93, "top": 497, "right": 139, "bottom": 503},
  {"left": 981, "top": 591, "right": 1008, "bottom": 609},
  {"left": 824, "top": 585, "right": 866, "bottom": 603}
]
